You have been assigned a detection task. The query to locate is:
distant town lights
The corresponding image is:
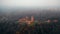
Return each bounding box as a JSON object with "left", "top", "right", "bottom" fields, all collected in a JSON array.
[{"left": 19, "top": 16, "right": 34, "bottom": 25}]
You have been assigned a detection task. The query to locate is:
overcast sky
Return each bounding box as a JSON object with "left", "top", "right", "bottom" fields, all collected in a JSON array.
[{"left": 1, "top": 0, "right": 60, "bottom": 8}]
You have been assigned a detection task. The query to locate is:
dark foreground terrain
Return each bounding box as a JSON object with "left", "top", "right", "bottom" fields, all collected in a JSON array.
[
  {"left": 0, "top": 10, "right": 60, "bottom": 34},
  {"left": 0, "top": 18, "right": 60, "bottom": 34}
]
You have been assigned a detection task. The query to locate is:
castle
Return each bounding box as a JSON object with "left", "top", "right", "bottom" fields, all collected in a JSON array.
[{"left": 19, "top": 16, "right": 34, "bottom": 25}]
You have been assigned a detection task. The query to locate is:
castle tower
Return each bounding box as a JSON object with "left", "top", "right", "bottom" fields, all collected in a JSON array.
[
  {"left": 31, "top": 16, "right": 34, "bottom": 22},
  {"left": 25, "top": 16, "right": 29, "bottom": 22}
]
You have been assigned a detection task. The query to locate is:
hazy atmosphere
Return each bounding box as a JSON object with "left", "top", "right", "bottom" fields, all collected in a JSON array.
[
  {"left": 0, "top": 0, "right": 60, "bottom": 34},
  {"left": 1, "top": 0, "right": 60, "bottom": 8}
]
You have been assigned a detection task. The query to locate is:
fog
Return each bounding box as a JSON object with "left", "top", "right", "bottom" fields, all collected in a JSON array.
[
  {"left": 0, "top": 0, "right": 60, "bottom": 15},
  {"left": 1, "top": 0, "right": 60, "bottom": 8}
]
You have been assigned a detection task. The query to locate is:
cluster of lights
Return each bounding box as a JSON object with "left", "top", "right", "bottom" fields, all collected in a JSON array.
[{"left": 19, "top": 16, "right": 34, "bottom": 25}]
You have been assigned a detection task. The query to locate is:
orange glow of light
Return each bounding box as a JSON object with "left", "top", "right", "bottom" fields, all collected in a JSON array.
[
  {"left": 47, "top": 20, "right": 51, "bottom": 23},
  {"left": 18, "top": 16, "right": 34, "bottom": 25}
]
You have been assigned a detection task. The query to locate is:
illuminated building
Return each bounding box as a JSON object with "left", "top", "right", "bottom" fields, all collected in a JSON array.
[
  {"left": 19, "top": 16, "right": 34, "bottom": 25},
  {"left": 47, "top": 20, "right": 51, "bottom": 23},
  {"left": 31, "top": 16, "right": 34, "bottom": 22}
]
